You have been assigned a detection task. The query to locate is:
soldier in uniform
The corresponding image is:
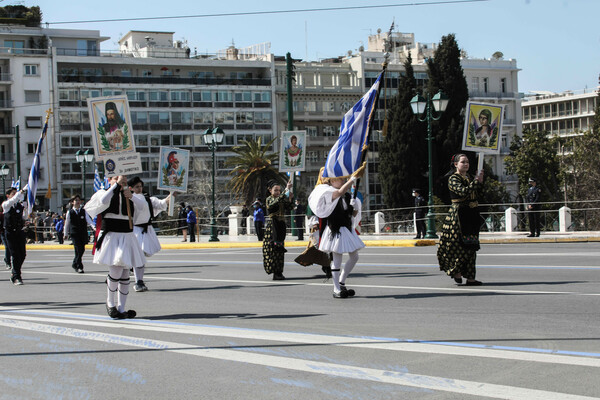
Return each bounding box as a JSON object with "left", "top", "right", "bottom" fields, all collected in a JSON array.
[
  {"left": 64, "top": 194, "right": 94, "bottom": 273},
  {"left": 412, "top": 188, "right": 426, "bottom": 239},
  {"left": 2, "top": 187, "right": 27, "bottom": 285},
  {"left": 526, "top": 177, "right": 542, "bottom": 237}
]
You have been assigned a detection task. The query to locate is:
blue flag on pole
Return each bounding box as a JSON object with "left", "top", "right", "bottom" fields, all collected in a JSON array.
[
  {"left": 322, "top": 73, "right": 382, "bottom": 178},
  {"left": 26, "top": 115, "right": 49, "bottom": 216},
  {"left": 93, "top": 164, "right": 103, "bottom": 193}
]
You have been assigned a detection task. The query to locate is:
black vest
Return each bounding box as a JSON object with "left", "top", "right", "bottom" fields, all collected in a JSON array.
[
  {"left": 326, "top": 193, "right": 353, "bottom": 237},
  {"left": 101, "top": 184, "right": 134, "bottom": 217},
  {"left": 68, "top": 208, "right": 88, "bottom": 238},
  {"left": 135, "top": 194, "right": 154, "bottom": 232},
  {"left": 4, "top": 202, "right": 24, "bottom": 233}
]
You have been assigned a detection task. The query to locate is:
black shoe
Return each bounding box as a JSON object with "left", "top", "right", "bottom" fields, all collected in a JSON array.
[
  {"left": 453, "top": 276, "right": 463, "bottom": 284},
  {"left": 413, "top": 236, "right": 420, "bottom": 239},
  {"left": 106, "top": 305, "right": 120, "bottom": 319},
  {"left": 527, "top": 234, "right": 535, "bottom": 237},
  {"left": 333, "top": 290, "right": 348, "bottom": 299},
  {"left": 118, "top": 310, "right": 136, "bottom": 319},
  {"left": 134, "top": 280, "right": 148, "bottom": 292},
  {"left": 465, "top": 280, "right": 483, "bottom": 286},
  {"left": 272, "top": 273, "right": 285, "bottom": 281},
  {"left": 339, "top": 284, "right": 355, "bottom": 297},
  {"left": 11, "top": 277, "right": 23, "bottom": 286},
  {"left": 535, "top": 233, "right": 540, "bottom": 237},
  {"left": 77, "top": 268, "right": 84, "bottom": 274}
]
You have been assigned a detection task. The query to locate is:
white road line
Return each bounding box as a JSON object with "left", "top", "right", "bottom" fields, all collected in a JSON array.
[
  {"left": 2, "top": 308, "right": 600, "bottom": 368},
  {"left": 17, "top": 270, "right": 600, "bottom": 296},
  {"left": 0, "top": 317, "right": 595, "bottom": 400}
]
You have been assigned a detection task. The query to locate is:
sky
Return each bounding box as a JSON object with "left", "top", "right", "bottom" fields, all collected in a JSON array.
[{"left": 21, "top": 0, "right": 600, "bottom": 94}]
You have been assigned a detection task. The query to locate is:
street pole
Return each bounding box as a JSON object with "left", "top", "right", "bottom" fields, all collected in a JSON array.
[
  {"left": 424, "top": 96, "right": 437, "bottom": 239},
  {"left": 209, "top": 141, "right": 219, "bottom": 242},
  {"left": 81, "top": 160, "right": 86, "bottom": 201},
  {"left": 15, "top": 125, "right": 21, "bottom": 187},
  {"left": 286, "top": 52, "right": 296, "bottom": 235}
]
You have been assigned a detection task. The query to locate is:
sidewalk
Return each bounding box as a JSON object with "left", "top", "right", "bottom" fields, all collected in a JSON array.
[{"left": 19, "top": 231, "right": 600, "bottom": 250}]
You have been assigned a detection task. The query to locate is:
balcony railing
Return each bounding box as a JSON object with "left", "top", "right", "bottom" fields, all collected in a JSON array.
[{"left": 57, "top": 74, "right": 271, "bottom": 86}]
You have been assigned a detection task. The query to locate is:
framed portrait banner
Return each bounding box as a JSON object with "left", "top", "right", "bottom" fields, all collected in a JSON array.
[
  {"left": 87, "top": 95, "right": 136, "bottom": 159},
  {"left": 157, "top": 146, "right": 190, "bottom": 192},
  {"left": 462, "top": 101, "right": 505, "bottom": 154},
  {"left": 279, "top": 130, "right": 306, "bottom": 172}
]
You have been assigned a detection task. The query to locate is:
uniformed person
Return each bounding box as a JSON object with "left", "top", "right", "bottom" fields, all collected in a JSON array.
[
  {"left": 526, "top": 177, "right": 542, "bottom": 237},
  {"left": 412, "top": 188, "right": 426, "bottom": 239},
  {"left": 2, "top": 187, "right": 27, "bottom": 285},
  {"left": 64, "top": 194, "right": 94, "bottom": 273}
]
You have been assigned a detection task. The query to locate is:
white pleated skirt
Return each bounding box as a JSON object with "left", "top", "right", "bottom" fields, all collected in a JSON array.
[
  {"left": 318, "top": 226, "right": 365, "bottom": 254},
  {"left": 93, "top": 231, "right": 146, "bottom": 268},
  {"left": 133, "top": 225, "right": 162, "bottom": 257}
]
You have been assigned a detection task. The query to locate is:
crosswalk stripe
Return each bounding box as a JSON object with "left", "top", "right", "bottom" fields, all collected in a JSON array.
[{"left": 0, "top": 316, "right": 596, "bottom": 400}]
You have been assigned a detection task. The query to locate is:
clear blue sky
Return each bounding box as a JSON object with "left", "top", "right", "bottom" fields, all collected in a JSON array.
[{"left": 27, "top": 0, "right": 600, "bottom": 93}]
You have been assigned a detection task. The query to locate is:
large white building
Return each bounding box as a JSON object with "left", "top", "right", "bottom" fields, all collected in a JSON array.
[{"left": 0, "top": 23, "right": 523, "bottom": 213}]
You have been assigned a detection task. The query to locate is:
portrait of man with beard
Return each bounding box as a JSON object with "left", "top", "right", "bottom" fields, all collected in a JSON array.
[{"left": 102, "top": 102, "right": 129, "bottom": 151}]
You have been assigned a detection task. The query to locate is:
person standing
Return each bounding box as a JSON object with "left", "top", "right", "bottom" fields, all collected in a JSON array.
[
  {"left": 84, "top": 175, "right": 147, "bottom": 319},
  {"left": 186, "top": 205, "right": 196, "bottom": 242},
  {"left": 240, "top": 204, "right": 249, "bottom": 233},
  {"left": 128, "top": 176, "right": 171, "bottom": 292},
  {"left": 177, "top": 203, "right": 187, "bottom": 241},
  {"left": 526, "top": 177, "right": 542, "bottom": 237},
  {"left": 437, "top": 154, "right": 484, "bottom": 286},
  {"left": 65, "top": 194, "right": 94, "bottom": 273},
  {"left": 294, "top": 199, "right": 306, "bottom": 240},
  {"left": 412, "top": 188, "right": 427, "bottom": 239},
  {"left": 0, "top": 208, "right": 11, "bottom": 270},
  {"left": 2, "top": 187, "right": 27, "bottom": 285},
  {"left": 55, "top": 215, "right": 64, "bottom": 244},
  {"left": 253, "top": 200, "right": 265, "bottom": 241},
  {"left": 263, "top": 180, "right": 294, "bottom": 280},
  {"left": 308, "top": 165, "right": 365, "bottom": 299}
]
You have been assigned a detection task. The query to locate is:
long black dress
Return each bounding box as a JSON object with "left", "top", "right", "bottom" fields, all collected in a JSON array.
[
  {"left": 262, "top": 194, "right": 293, "bottom": 275},
  {"left": 437, "top": 173, "right": 482, "bottom": 280}
]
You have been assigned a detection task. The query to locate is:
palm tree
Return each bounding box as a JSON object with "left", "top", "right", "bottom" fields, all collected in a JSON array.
[{"left": 226, "top": 137, "right": 286, "bottom": 204}]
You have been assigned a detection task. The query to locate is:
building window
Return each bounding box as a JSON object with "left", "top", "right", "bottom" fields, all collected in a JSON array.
[
  {"left": 4, "top": 40, "right": 24, "bottom": 54},
  {"left": 483, "top": 77, "right": 489, "bottom": 93},
  {"left": 27, "top": 143, "right": 38, "bottom": 154},
  {"left": 24, "top": 64, "right": 39, "bottom": 76},
  {"left": 306, "top": 126, "right": 318, "bottom": 137},
  {"left": 500, "top": 78, "right": 506, "bottom": 93},
  {"left": 471, "top": 77, "right": 479, "bottom": 92},
  {"left": 25, "top": 116, "right": 42, "bottom": 128},
  {"left": 24, "top": 90, "right": 41, "bottom": 103},
  {"left": 120, "top": 69, "right": 132, "bottom": 77}
]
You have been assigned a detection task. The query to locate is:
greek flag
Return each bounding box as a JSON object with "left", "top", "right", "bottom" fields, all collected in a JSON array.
[
  {"left": 93, "top": 164, "right": 103, "bottom": 193},
  {"left": 26, "top": 118, "right": 49, "bottom": 216},
  {"left": 15, "top": 178, "right": 20, "bottom": 190},
  {"left": 322, "top": 73, "right": 382, "bottom": 178}
]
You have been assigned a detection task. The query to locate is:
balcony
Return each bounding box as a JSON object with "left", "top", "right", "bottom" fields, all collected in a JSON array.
[
  {"left": 57, "top": 74, "right": 271, "bottom": 86},
  {"left": 469, "top": 91, "right": 518, "bottom": 99},
  {"left": 0, "top": 99, "right": 14, "bottom": 109}
]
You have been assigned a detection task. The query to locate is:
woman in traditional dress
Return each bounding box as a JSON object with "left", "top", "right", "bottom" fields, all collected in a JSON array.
[
  {"left": 262, "top": 180, "right": 294, "bottom": 280},
  {"left": 437, "top": 154, "right": 484, "bottom": 286},
  {"left": 128, "top": 176, "right": 172, "bottom": 292},
  {"left": 308, "top": 164, "right": 365, "bottom": 298}
]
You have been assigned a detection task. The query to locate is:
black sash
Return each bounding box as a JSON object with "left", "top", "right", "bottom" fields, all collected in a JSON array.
[{"left": 96, "top": 218, "right": 132, "bottom": 251}]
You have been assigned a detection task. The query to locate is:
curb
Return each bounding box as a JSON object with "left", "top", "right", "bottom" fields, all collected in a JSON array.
[{"left": 10, "top": 236, "right": 600, "bottom": 250}]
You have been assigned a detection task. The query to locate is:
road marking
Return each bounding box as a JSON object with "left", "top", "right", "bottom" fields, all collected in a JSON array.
[
  {"left": 0, "top": 316, "right": 596, "bottom": 400},
  {"left": 2, "top": 308, "right": 600, "bottom": 367},
  {"left": 17, "top": 269, "right": 600, "bottom": 296}
]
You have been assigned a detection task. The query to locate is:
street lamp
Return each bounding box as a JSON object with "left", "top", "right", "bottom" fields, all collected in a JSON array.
[
  {"left": 203, "top": 127, "right": 224, "bottom": 242},
  {"left": 410, "top": 90, "right": 449, "bottom": 239},
  {"left": 0, "top": 164, "right": 8, "bottom": 195},
  {"left": 75, "top": 149, "right": 94, "bottom": 200}
]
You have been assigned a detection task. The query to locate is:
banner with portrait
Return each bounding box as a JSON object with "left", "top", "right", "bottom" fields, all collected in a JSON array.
[
  {"left": 462, "top": 101, "right": 505, "bottom": 154},
  {"left": 279, "top": 130, "right": 306, "bottom": 172},
  {"left": 157, "top": 146, "right": 190, "bottom": 192},
  {"left": 87, "top": 95, "right": 136, "bottom": 159}
]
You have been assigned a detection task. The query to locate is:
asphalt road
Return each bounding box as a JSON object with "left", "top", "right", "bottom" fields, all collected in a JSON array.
[{"left": 1, "top": 243, "right": 600, "bottom": 399}]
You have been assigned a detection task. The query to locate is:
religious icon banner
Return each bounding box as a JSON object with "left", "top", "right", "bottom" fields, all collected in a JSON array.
[
  {"left": 87, "top": 95, "right": 136, "bottom": 159},
  {"left": 462, "top": 101, "right": 505, "bottom": 154},
  {"left": 157, "top": 146, "right": 190, "bottom": 192},
  {"left": 279, "top": 130, "right": 306, "bottom": 172}
]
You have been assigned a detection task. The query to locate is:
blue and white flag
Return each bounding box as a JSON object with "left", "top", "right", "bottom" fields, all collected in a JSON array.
[
  {"left": 93, "top": 164, "right": 103, "bottom": 193},
  {"left": 26, "top": 115, "right": 49, "bottom": 216},
  {"left": 15, "top": 177, "right": 20, "bottom": 191},
  {"left": 10, "top": 178, "right": 15, "bottom": 189},
  {"left": 322, "top": 73, "right": 382, "bottom": 178},
  {"left": 103, "top": 176, "right": 110, "bottom": 189}
]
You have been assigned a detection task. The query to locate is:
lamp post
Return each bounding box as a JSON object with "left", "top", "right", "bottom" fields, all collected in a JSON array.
[
  {"left": 410, "top": 90, "right": 449, "bottom": 239},
  {"left": 203, "top": 127, "right": 224, "bottom": 242},
  {"left": 0, "top": 164, "right": 8, "bottom": 195},
  {"left": 75, "top": 149, "right": 94, "bottom": 200}
]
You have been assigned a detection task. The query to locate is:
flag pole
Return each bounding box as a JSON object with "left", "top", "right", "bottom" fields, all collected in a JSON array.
[
  {"left": 353, "top": 54, "right": 389, "bottom": 200},
  {"left": 44, "top": 109, "right": 53, "bottom": 199}
]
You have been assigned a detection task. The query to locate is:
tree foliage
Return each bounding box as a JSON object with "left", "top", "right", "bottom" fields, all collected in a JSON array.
[
  {"left": 225, "top": 137, "right": 287, "bottom": 205},
  {"left": 380, "top": 53, "right": 427, "bottom": 209},
  {"left": 0, "top": 5, "right": 42, "bottom": 27},
  {"left": 426, "top": 34, "right": 471, "bottom": 201},
  {"left": 504, "top": 129, "right": 561, "bottom": 203}
]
